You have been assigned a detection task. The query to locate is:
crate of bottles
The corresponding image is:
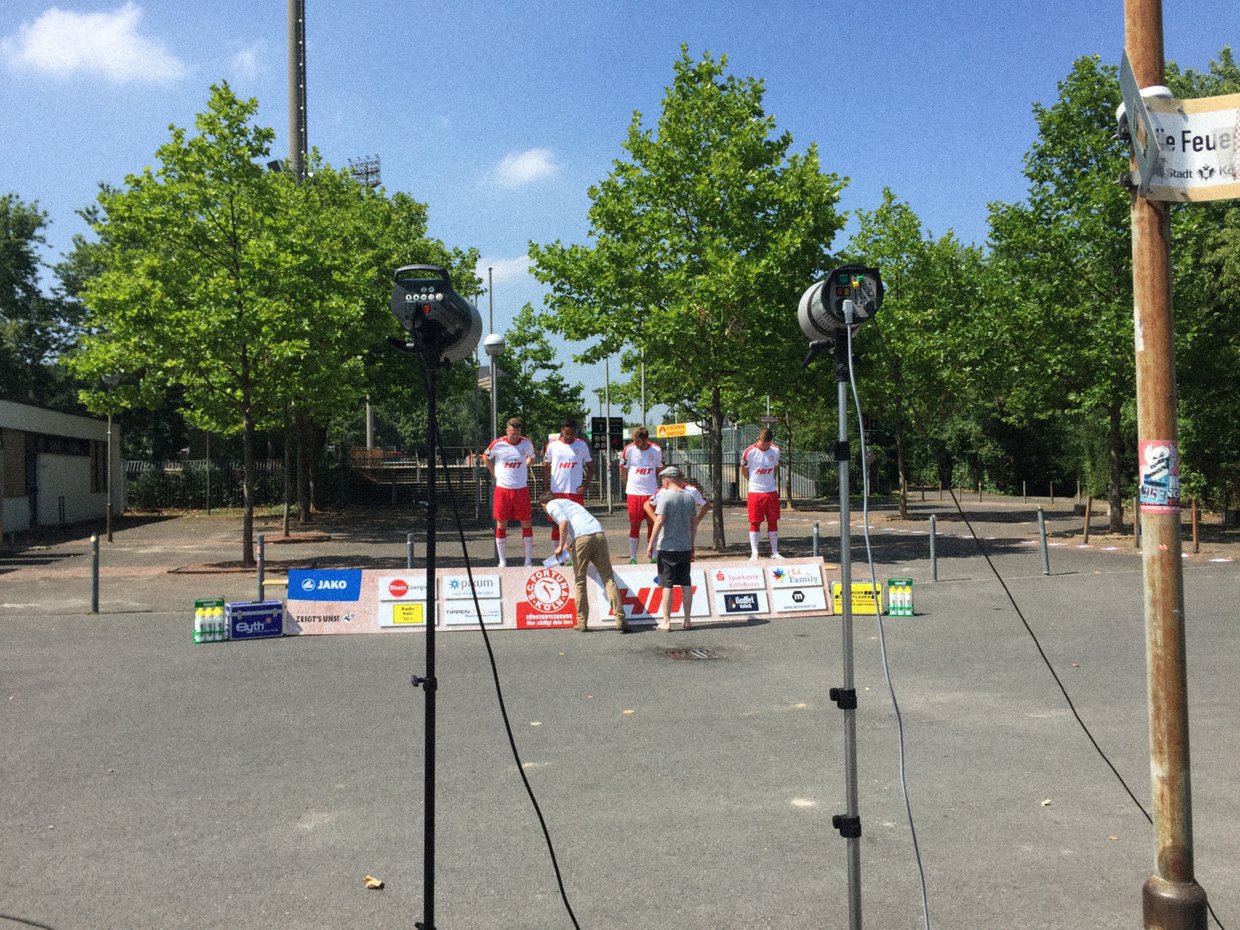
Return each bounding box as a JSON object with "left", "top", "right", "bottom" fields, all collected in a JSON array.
[
  {"left": 886, "top": 578, "right": 914, "bottom": 617},
  {"left": 193, "top": 597, "right": 227, "bottom": 643}
]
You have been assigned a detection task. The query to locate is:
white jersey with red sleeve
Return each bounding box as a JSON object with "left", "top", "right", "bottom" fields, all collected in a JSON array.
[
  {"left": 648, "top": 483, "right": 706, "bottom": 509},
  {"left": 741, "top": 443, "right": 780, "bottom": 494},
  {"left": 621, "top": 442, "right": 663, "bottom": 496},
  {"left": 484, "top": 436, "right": 535, "bottom": 489},
  {"left": 543, "top": 437, "right": 592, "bottom": 494}
]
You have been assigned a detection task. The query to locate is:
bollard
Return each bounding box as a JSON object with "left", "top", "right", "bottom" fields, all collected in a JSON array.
[
  {"left": 91, "top": 534, "right": 100, "bottom": 614},
  {"left": 978, "top": 481, "right": 983, "bottom": 502},
  {"left": 1022, "top": 480, "right": 1027, "bottom": 503},
  {"left": 929, "top": 514, "right": 938, "bottom": 582},
  {"left": 812, "top": 521, "right": 820, "bottom": 558},
  {"left": 407, "top": 532, "right": 415, "bottom": 569},
  {"left": 1076, "top": 478, "right": 1082, "bottom": 504},
  {"left": 1082, "top": 497, "right": 1092, "bottom": 545},
  {"left": 1049, "top": 482, "right": 1055, "bottom": 505},
  {"left": 256, "top": 534, "right": 265, "bottom": 602},
  {"left": 1037, "top": 508, "right": 1050, "bottom": 575}
]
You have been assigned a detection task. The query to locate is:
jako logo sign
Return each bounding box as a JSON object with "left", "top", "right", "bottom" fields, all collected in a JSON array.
[{"left": 289, "top": 569, "right": 363, "bottom": 602}]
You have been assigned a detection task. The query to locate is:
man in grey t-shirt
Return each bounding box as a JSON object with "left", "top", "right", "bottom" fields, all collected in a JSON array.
[{"left": 646, "top": 466, "right": 706, "bottom": 631}]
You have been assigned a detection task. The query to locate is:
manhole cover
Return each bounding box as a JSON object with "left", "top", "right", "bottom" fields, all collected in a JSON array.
[{"left": 664, "top": 647, "right": 721, "bottom": 661}]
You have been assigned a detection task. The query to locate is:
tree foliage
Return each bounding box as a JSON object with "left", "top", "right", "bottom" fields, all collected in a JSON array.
[
  {"left": 0, "top": 193, "right": 82, "bottom": 408},
  {"left": 67, "top": 84, "right": 475, "bottom": 561},
  {"left": 531, "top": 48, "right": 845, "bottom": 546}
]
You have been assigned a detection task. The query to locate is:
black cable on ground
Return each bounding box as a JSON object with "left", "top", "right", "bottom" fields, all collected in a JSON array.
[
  {"left": 435, "top": 438, "right": 583, "bottom": 930},
  {"left": 943, "top": 487, "right": 1225, "bottom": 930}
]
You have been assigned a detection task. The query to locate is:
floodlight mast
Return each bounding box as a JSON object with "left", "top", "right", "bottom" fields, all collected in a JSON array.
[
  {"left": 799, "top": 266, "right": 883, "bottom": 930},
  {"left": 388, "top": 264, "right": 481, "bottom": 930}
]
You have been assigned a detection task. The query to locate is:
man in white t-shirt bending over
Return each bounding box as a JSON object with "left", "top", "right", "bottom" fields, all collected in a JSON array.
[
  {"left": 540, "top": 492, "right": 627, "bottom": 633},
  {"left": 483, "top": 416, "right": 536, "bottom": 566},
  {"left": 618, "top": 425, "right": 663, "bottom": 564},
  {"left": 740, "top": 428, "right": 783, "bottom": 559}
]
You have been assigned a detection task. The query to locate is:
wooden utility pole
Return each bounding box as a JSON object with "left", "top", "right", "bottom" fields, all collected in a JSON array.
[{"left": 1125, "top": 2, "right": 1209, "bottom": 927}]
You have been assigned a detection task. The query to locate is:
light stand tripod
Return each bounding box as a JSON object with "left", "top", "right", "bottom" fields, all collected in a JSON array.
[
  {"left": 829, "top": 331, "right": 863, "bottom": 930},
  {"left": 388, "top": 264, "right": 482, "bottom": 930},
  {"left": 799, "top": 267, "right": 883, "bottom": 930}
]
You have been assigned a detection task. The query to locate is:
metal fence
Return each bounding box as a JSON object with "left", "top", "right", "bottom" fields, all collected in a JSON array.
[{"left": 123, "top": 445, "right": 842, "bottom": 512}]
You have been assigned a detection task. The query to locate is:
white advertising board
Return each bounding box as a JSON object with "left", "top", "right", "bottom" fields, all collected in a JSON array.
[{"left": 285, "top": 559, "right": 833, "bottom": 635}]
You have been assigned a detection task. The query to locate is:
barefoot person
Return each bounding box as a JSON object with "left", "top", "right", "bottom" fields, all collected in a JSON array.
[{"left": 646, "top": 466, "right": 707, "bottom": 631}]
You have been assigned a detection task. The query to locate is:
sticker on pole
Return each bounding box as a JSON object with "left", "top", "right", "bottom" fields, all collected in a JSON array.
[{"left": 1138, "top": 440, "right": 1180, "bottom": 513}]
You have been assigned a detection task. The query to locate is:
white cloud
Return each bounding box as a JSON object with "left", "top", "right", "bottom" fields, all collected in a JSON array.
[
  {"left": 476, "top": 256, "right": 533, "bottom": 285},
  {"left": 493, "top": 148, "right": 557, "bottom": 189},
  {"left": 229, "top": 41, "right": 267, "bottom": 82},
  {"left": 1, "top": 2, "right": 185, "bottom": 83}
]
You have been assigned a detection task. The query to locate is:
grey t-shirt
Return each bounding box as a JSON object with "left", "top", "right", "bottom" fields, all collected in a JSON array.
[{"left": 655, "top": 487, "right": 696, "bottom": 552}]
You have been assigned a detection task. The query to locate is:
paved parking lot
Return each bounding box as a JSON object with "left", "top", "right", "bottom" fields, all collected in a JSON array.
[{"left": 2, "top": 500, "right": 1237, "bottom": 929}]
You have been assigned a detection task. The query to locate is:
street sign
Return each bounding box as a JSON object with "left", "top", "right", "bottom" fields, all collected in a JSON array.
[
  {"left": 655, "top": 422, "right": 703, "bottom": 439},
  {"left": 758, "top": 415, "right": 780, "bottom": 426},
  {"left": 1120, "top": 53, "right": 1240, "bottom": 202}
]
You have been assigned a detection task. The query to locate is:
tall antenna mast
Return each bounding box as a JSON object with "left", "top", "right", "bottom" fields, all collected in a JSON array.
[{"left": 287, "top": 0, "right": 307, "bottom": 181}]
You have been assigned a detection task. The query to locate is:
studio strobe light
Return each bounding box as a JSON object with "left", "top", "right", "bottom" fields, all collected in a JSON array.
[{"left": 388, "top": 264, "right": 480, "bottom": 930}]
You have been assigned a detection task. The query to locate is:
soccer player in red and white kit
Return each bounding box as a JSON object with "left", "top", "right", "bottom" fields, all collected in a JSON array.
[
  {"left": 741, "top": 428, "right": 783, "bottom": 559},
  {"left": 618, "top": 426, "right": 663, "bottom": 563},
  {"left": 541, "top": 418, "right": 593, "bottom": 546},
  {"left": 483, "top": 417, "right": 536, "bottom": 567}
]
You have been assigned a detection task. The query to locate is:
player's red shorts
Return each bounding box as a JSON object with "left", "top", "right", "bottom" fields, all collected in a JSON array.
[
  {"left": 493, "top": 486, "right": 532, "bottom": 522},
  {"left": 627, "top": 494, "right": 653, "bottom": 535},
  {"left": 747, "top": 491, "right": 780, "bottom": 529}
]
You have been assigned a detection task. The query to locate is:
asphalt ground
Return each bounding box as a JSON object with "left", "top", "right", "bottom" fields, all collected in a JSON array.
[{"left": 2, "top": 499, "right": 1238, "bottom": 929}]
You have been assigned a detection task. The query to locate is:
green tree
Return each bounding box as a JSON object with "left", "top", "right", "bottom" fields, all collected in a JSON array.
[
  {"left": 1165, "top": 48, "right": 1240, "bottom": 512},
  {"left": 845, "top": 189, "right": 989, "bottom": 515},
  {"left": 0, "top": 193, "right": 81, "bottom": 408},
  {"left": 495, "top": 303, "right": 586, "bottom": 443},
  {"left": 987, "top": 55, "right": 1133, "bottom": 530},
  {"left": 68, "top": 84, "right": 467, "bottom": 563},
  {"left": 531, "top": 48, "right": 845, "bottom": 547}
]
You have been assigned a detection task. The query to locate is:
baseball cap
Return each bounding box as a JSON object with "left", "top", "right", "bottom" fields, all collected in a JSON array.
[{"left": 658, "top": 466, "right": 683, "bottom": 479}]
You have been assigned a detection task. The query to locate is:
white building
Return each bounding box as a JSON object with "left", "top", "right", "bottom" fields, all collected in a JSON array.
[{"left": 0, "top": 399, "right": 125, "bottom": 536}]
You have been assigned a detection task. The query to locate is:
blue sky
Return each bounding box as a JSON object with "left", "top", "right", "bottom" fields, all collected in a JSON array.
[{"left": 2, "top": 0, "right": 1236, "bottom": 419}]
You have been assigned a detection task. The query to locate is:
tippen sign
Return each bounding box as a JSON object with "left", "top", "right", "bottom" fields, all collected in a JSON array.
[{"left": 288, "top": 569, "right": 363, "bottom": 602}]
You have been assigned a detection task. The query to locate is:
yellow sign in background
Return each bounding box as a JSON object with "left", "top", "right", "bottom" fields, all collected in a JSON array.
[
  {"left": 830, "top": 582, "right": 881, "bottom": 615},
  {"left": 391, "top": 603, "right": 425, "bottom": 625}
]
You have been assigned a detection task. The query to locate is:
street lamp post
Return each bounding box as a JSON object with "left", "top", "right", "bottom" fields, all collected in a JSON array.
[
  {"left": 483, "top": 334, "right": 505, "bottom": 442},
  {"left": 102, "top": 373, "right": 120, "bottom": 542}
]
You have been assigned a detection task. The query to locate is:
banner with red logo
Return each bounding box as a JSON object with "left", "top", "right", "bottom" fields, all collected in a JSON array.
[{"left": 283, "top": 559, "right": 832, "bottom": 635}]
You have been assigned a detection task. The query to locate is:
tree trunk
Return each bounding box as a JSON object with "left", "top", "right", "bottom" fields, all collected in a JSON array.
[
  {"left": 1107, "top": 402, "right": 1124, "bottom": 533},
  {"left": 296, "top": 412, "right": 311, "bottom": 523},
  {"left": 709, "top": 384, "right": 726, "bottom": 551},
  {"left": 895, "top": 422, "right": 909, "bottom": 520},
  {"left": 241, "top": 408, "right": 256, "bottom": 568},
  {"left": 282, "top": 411, "right": 291, "bottom": 537}
]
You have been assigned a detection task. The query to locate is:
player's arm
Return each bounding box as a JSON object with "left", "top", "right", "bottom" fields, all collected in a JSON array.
[
  {"left": 482, "top": 446, "right": 497, "bottom": 478},
  {"left": 581, "top": 458, "right": 594, "bottom": 495},
  {"left": 740, "top": 449, "right": 750, "bottom": 479},
  {"left": 647, "top": 514, "right": 666, "bottom": 558},
  {"left": 554, "top": 519, "right": 571, "bottom": 556}
]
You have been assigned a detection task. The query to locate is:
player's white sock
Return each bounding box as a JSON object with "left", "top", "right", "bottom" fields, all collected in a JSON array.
[
  {"left": 769, "top": 531, "right": 779, "bottom": 556},
  {"left": 629, "top": 537, "right": 639, "bottom": 560},
  {"left": 523, "top": 536, "right": 533, "bottom": 566},
  {"left": 749, "top": 530, "right": 760, "bottom": 558},
  {"left": 496, "top": 537, "right": 507, "bottom": 567}
]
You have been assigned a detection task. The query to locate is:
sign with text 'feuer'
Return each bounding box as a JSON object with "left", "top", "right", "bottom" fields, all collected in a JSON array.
[
  {"left": 1120, "top": 54, "right": 1240, "bottom": 203},
  {"left": 1141, "top": 92, "right": 1240, "bottom": 201}
]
